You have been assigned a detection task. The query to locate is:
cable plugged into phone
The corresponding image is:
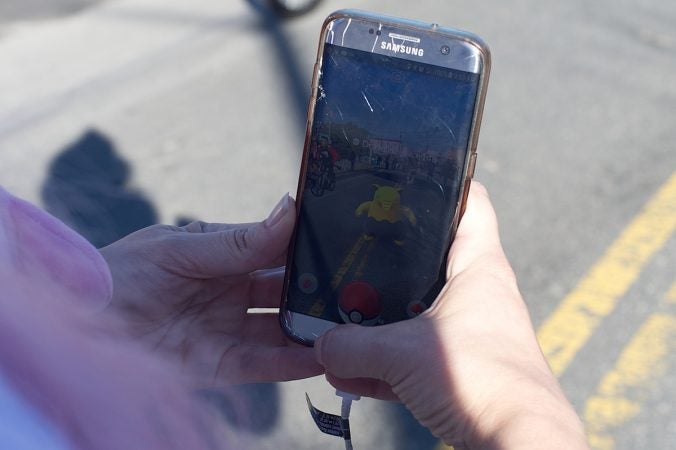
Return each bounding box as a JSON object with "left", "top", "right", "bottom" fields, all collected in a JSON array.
[
  {"left": 337, "top": 390, "right": 360, "bottom": 450},
  {"left": 305, "top": 390, "right": 361, "bottom": 449}
]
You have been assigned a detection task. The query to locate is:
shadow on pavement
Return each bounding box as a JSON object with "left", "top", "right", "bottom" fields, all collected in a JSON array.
[
  {"left": 201, "top": 384, "right": 280, "bottom": 435},
  {"left": 245, "top": 0, "right": 311, "bottom": 135},
  {"left": 41, "top": 128, "right": 157, "bottom": 248},
  {"left": 0, "top": 0, "right": 106, "bottom": 24}
]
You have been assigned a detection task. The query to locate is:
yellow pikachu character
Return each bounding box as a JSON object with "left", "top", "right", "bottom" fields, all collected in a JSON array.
[{"left": 355, "top": 185, "right": 416, "bottom": 245}]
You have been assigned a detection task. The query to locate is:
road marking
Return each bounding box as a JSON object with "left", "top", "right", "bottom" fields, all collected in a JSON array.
[
  {"left": 354, "top": 239, "right": 376, "bottom": 279},
  {"left": 537, "top": 172, "right": 676, "bottom": 376},
  {"left": 584, "top": 282, "right": 676, "bottom": 449},
  {"left": 308, "top": 301, "right": 325, "bottom": 317},
  {"left": 331, "top": 234, "right": 366, "bottom": 290}
]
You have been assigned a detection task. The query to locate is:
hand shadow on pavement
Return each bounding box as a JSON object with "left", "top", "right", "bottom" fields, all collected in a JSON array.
[{"left": 41, "top": 128, "right": 158, "bottom": 248}]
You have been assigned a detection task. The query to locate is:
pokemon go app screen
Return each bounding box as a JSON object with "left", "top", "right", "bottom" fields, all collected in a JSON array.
[{"left": 288, "top": 43, "right": 480, "bottom": 326}]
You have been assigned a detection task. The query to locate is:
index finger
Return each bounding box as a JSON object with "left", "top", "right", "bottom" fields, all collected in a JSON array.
[{"left": 167, "top": 196, "right": 296, "bottom": 278}]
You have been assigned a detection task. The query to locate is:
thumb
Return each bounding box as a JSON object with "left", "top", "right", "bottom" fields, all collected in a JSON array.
[
  {"left": 172, "top": 194, "right": 295, "bottom": 278},
  {"left": 314, "top": 324, "right": 395, "bottom": 381}
]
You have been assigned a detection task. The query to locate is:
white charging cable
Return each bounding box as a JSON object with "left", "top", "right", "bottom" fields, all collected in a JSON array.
[{"left": 336, "top": 390, "right": 360, "bottom": 450}]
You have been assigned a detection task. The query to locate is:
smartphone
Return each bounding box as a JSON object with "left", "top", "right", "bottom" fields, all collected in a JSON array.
[{"left": 280, "top": 10, "right": 490, "bottom": 345}]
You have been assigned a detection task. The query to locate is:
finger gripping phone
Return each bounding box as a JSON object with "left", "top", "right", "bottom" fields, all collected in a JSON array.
[{"left": 281, "top": 10, "right": 490, "bottom": 345}]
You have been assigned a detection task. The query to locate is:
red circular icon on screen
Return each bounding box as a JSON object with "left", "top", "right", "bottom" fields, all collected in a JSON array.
[
  {"left": 338, "top": 281, "right": 382, "bottom": 325},
  {"left": 298, "top": 273, "right": 318, "bottom": 294},
  {"left": 406, "top": 300, "right": 427, "bottom": 318}
]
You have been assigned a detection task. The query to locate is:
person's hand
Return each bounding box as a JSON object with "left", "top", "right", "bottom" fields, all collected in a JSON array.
[
  {"left": 314, "top": 183, "right": 588, "bottom": 449},
  {"left": 99, "top": 195, "right": 323, "bottom": 387}
]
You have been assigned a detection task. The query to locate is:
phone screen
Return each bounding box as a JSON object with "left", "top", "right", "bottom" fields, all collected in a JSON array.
[{"left": 286, "top": 42, "right": 480, "bottom": 327}]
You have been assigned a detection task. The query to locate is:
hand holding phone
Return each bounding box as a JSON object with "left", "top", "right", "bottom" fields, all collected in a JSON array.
[
  {"left": 314, "top": 183, "right": 589, "bottom": 449},
  {"left": 281, "top": 10, "right": 491, "bottom": 344}
]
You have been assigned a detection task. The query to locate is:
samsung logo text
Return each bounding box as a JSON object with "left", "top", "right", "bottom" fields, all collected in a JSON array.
[{"left": 380, "top": 42, "right": 424, "bottom": 56}]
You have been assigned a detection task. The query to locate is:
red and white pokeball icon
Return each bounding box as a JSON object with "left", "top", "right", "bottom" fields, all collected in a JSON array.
[{"left": 338, "top": 281, "right": 382, "bottom": 326}]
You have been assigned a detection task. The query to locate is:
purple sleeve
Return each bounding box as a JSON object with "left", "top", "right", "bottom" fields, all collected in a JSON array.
[
  {"left": 0, "top": 185, "right": 112, "bottom": 310},
  {"left": 0, "top": 186, "right": 233, "bottom": 450}
]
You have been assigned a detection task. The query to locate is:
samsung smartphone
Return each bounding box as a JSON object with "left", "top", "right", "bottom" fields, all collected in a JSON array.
[{"left": 280, "top": 10, "right": 490, "bottom": 345}]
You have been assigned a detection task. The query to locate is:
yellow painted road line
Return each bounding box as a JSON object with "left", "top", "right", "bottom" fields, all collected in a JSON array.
[
  {"left": 584, "top": 282, "right": 676, "bottom": 450},
  {"left": 331, "top": 234, "right": 366, "bottom": 290},
  {"left": 354, "top": 239, "right": 376, "bottom": 279},
  {"left": 666, "top": 281, "right": 676, "bottom": 305},
  {"left": 537, "top": 172, "right": 676, "bottom": 376},
  {"left": 308, "top": 301, "right": 325, "bottom": 317}
]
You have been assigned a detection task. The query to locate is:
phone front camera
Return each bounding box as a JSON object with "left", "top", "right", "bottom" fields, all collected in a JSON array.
[
  {"left": 369, "top": 28, "right": 374, "bottom": 34},
  {"left": 440, "top": 45, "right": 451, "bottom": 55}
]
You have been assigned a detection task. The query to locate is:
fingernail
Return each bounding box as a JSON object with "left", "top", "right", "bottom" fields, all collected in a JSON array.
[{"left": 265, "top": 193, "right": 290, "bottom": 228}]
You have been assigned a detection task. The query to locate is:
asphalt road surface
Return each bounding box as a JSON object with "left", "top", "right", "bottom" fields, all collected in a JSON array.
[{"left": 1, "top": 0, "right": 674, "bottom": 449}]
